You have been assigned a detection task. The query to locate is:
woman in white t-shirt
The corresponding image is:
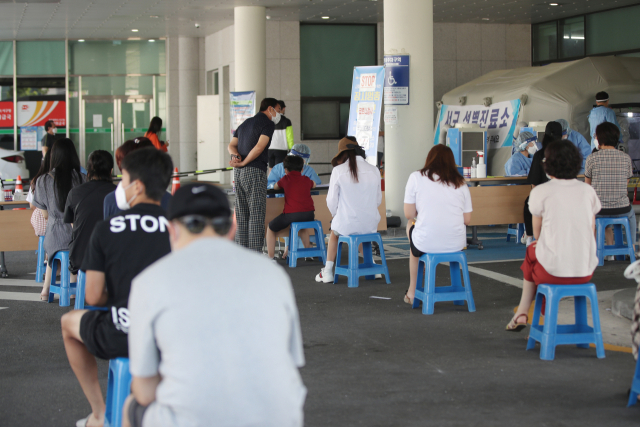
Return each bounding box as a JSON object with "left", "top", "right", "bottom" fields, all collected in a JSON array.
[
  {"left": 403, "top": 144, "right": 472, "bottom": 304},
  {"left": 315, "top": 136, "right": 382, "bottom": 283},
  {"left": 506, "top": 140, "right": 600, "bottom": 331}
]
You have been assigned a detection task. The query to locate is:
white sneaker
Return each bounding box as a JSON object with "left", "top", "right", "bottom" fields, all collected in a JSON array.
[
  {"left": 605, "top": 255, "right": 615, "bottom": 261},
  {"left": 315, "top": 268, "right": 334, "bottom": 283},
  {"left": 375, "top": 274, "right": 382, "bottom": 279},
  {"left": 521, "top": 234, "right": 527, "bottom": 245},
  {"left": 525, "top": 237, "right": 534, "bottom": 247}
]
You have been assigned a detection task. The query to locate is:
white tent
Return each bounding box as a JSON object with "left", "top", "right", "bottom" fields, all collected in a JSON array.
[{"left": 441, "top": 56, "right": 640, "bottom": 174}]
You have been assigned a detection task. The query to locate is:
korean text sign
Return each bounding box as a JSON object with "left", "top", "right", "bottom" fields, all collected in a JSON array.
[
  {"left": 347, "top": 66, "right": 385, "bottom": 163},
  {"left": 230, "top": 91, "right": 256, "bottom": 139},
  {"left": 383, "top": 55, "right": 410, "bottom": 105},
  {"left": 433, "top": 99, "right": 521, "bottom": 149}
]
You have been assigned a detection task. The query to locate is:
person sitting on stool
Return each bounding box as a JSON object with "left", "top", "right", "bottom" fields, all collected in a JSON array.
[
  {"left": 504, "top": 131, "right": 537, "bottom": 176},
  {"left": 315, "top": 137, "right": 382, "bottom": 283},
  {"left": 266, "top": 155, "right": 316, "bottom": 261}
]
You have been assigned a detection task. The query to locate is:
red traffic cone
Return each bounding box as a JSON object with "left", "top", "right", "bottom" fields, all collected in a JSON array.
[
  {"left": 15, "top": 175, "right": 23, "bottom": 193},
  {"left": 171, "top": 168, "right": 180, "bottom": 195}
]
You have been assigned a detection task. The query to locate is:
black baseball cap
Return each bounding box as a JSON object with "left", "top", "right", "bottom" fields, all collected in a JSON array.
[{"left": 167, "top": 183, "right": 231, "bottom": 220}]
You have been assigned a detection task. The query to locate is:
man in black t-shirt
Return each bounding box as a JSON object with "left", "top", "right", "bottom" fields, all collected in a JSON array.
[
  {"left": 61, "top": 148, "right": 173, "bottom": 427},
  {"left": 228, "top": 97, "right": 277, "bottom": 252},
  {"left": 41, "top": 120, "right": 57, "bottom": 155}
]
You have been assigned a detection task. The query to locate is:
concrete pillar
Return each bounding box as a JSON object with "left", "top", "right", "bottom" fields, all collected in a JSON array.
[
  {"left": 234, "top": 6, "right": 266, "bottom": 102},
  {"left": 384, "top": 0, "right": 434, "bottom": 222},
  {"left": 167, "top": 37, "right": 200, "bottom": 173}
]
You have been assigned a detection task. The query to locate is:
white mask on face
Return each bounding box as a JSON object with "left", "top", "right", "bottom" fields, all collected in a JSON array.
[
  {"left": 52, "top": 128, "right": 57, "bottom": 135},
  {"left": 271, "top": 109, "right": 281, "bottom": 125},
  {"left": 594, "top": 138, "right": 600, "bottom": 150},
  {"left": 527, "top": 146, "right": 537, "bottom": 156},
  {"left": 115, "top": 181, "right": 137, "bottom": 210}
]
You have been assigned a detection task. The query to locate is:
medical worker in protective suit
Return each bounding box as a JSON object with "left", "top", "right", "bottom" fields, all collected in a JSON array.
[
  {"left": 588, "top": 91, "right": 623, "bottom": 150},
  {"left": 556, "top": 118, "right": 591, "bottom": 173},
  {"left": 504, "top": 132, "right": 537, "bottom": 176},
  {"left": 267, "top": 143, "right": 322, "bottom": 260}
]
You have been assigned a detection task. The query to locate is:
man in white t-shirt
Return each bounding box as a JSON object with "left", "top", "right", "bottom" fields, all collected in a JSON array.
[{"left": 123, "top": 183, "right": 307, "bottom": 427}]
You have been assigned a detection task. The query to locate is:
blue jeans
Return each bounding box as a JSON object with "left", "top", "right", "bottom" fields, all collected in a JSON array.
[{"left": 597, "top": 208, "right": 637, "bottom": 248}]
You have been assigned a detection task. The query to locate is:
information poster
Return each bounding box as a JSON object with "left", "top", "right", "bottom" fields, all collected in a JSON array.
[
  {"left": 230, "top": 91, "right": 256, "bottom": 139},
  {"left": 347, "top": 66, "right": 385, "bottom": 164},
  {"left": 384, "top": 55, "right": 410, "bottom": 105},
  {"left": 20, "top": 126, "right": 39, "bottom": 151},
  {"left": 433, "top": 99, "right": 521, "bottom": 149}
]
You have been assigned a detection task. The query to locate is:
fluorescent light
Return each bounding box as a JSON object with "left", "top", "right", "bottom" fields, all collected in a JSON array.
[
  {"left": 482, "top": 18, "right": 490, "bottom": 20},
  {"left": 78, "top": 39, "right": 85, "bottom": 42},
  {"left": 322, "top": 16, "right": 330, "bottom": 19},
  {"left": 132, "top": 29, "right": 139, "bottom": 32},
  {"left": 629, "top": 112, "right": 634, "bottom": 117},
  {"left": 572, "top": 36, "right": 584, "bottom": 39},
  {"left": 149, "top": 39, "right": 155, "bottom": 42},
  {"left": 550, "top": 3, "right": 559, "bottom": 5},
  {"left": 266, "top": 15, "right": 271, "bottom": 20}
]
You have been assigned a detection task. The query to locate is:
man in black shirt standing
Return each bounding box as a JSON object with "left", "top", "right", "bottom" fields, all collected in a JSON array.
[
  {"left": 228, "top": 98, "right": 277, "bottom": 252},
  {"left": 60, "top": 148, "right": 173, "bottom": 427},
  {"left": 41, "top": 120, "right": 57, "bottom": 155}
]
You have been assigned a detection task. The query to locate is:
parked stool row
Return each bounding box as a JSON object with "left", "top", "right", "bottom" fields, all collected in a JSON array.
[
  {"left": 47, "top": 250, "right": 77, "bottom": 307},
  {"left": 596, "top": 217, "right": 636, "bottom": 266},
  {"left": 288, "top": 221, "right": 327, "bottom": 268},
  {"left": 334, "top": 232, "right": 391, "bottom": 287}
]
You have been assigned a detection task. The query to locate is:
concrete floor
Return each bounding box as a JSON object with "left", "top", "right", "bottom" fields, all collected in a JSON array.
[{"left": 1, "top": 245, "right": 640, "bottom": 426}]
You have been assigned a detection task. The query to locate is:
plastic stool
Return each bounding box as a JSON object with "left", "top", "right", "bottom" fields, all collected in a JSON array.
[
  {"left": 74, "top": 271, "right": 86, "bottom": 310},
  {"left": 334, "top": 233, "right": 391, "bottom": 287},
  {"left": 48, "top": 251, "right": 77, "bottom": 307},
  {"left": 104, "top": 357, "right": 132, "bottom": 427},
  {"left": 596, "top": 217, "right": 636, "bottom": 266},
  {"left": 506, "top": 223, "right": 525, "bottom": 244},
  {"left": 526, "top": 283, "right": 605, "bottom": 361},
  {"left": 288, "top": 221, "right": 327, "bottom": 267},
  {"left": 412, "top": 251, "right": 476, "bottom": 315},
  {"left": 35, "top": 235, "right": 45, "bottom": 283},
  {"left": 628, "top": 355, "right": 640, "bottom": 407}
]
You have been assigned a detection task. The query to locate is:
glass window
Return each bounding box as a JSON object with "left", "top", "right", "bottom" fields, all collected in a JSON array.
[
  {"left": 586, "top": 4, "right": 640, "bottom": 55},
  {"left": 81, "top": 76, "right": 153, "bottom": 96},
  {"left": 214, "top": 71, "right": 219, "bottom": 95},
  {"left": 0, "top": 42, "right": 13, "bottom": 76},
  {"left": 559, "top": 17, "right": 584, "bottom": 59},
  {"left": 69, "top": 40, "right": 166, "bottom": 75},
  {"left": 532, "top": 22, "right": 558, "bottom": 63},
  {"left": 301, "top": 25, "right": 376, "bottom": 97},
  {"left": 17, "top": 41, "right": 65, "bottom": 75},
  {"left": 301, "top": 100, "right": 341, "bottom": 139}
]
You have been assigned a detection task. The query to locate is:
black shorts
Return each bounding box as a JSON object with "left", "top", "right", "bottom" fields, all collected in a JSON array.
[
  {"left": 409, "top": 225, "right": 425, "bottom": 258},
  {"left": 268, "top": 149, "right": 288, "bottom": 168},
  {"left": 269, "top": 211, "right": 315, "bottom": 232},
  {"left": 79, "top": 310, "right": 128, "bottom": 360},
  {"left": 127, "top": 398, "right": 149, "bottom": 427}
]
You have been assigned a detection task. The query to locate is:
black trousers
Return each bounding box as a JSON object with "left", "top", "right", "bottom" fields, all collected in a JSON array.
[{"left": 523, "top": 196, "right": 533, "bottom": 236}]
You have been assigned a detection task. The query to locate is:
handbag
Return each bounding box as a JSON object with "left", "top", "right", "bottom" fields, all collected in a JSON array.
[{"left": 30, "top": 208, "right": 47, "bottom": 237}]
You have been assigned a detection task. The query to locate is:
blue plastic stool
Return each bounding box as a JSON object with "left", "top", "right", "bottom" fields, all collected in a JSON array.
[
  {"left": 74, "top": 270, "right": 86, "bottom": 310},
  {"left": 35, "top": 235, "right": 45, "bottom": 283},
  {"left": 48, "top": 251, "right": 77, "bottom": 307},
  {"left": 288, "top": 221, "right": 327, "bottom": 267},
  {"left": 104, "top": 357, "right": 132, "bottom": 427},
  {"left": 412, "top": 251, "right": 476, "bottom": 315},
  {"left": 596, "top": 217, "right": 636, "bottom": 266},
  {"left": 506, "top": 223, "right": 525, "bottom": 244},
  {"left": 628, "top": 356, "right": 640, "bottom": 407},
  {"left": 334, "top": 233, "right": 391, "bottom": 287},
  {"left": 526, "top": 283, "right": 605, "bottom": 361}
]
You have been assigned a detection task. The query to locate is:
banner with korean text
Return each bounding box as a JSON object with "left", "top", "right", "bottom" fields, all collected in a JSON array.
[
  {"left": 347, "top": 65, "right": 385, "bottom": 164},
  {"left": 230, "top": 91, "right": 255, "bottom": 139},
  {"left": 433, "top": 99, "right": 521, "bottom": 150}
]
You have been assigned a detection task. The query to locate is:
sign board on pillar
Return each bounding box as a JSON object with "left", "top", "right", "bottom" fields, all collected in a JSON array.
[
  {"left": 383, "top": 55, "right": 410, "bottom": 105},
  {"left": 347, "top": 66, "right": 385, "bottom": 165},
  {"left": 229, "top": 91, "right": 256, "bottom": 139}
]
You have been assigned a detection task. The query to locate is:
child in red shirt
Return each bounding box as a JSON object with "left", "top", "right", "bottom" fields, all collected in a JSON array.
[{"left": 266, "top": 155, "right": 316, "bottom": 260}]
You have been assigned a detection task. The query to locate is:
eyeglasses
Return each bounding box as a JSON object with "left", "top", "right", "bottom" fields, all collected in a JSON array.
[{"left": 177, "top": 215, "right": 231, "bottom": 234}]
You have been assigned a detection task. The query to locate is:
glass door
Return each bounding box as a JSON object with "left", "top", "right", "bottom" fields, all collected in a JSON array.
[
  {"left": 121, "top": 97, "right": 152, "bottom": 143},
  {"left": 83, "top": 98, "right": 116, "bottom": 159}
]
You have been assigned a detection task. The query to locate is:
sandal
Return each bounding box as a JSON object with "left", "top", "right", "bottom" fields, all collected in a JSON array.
[
  {"left": 40, "top": 288, "right": 49, "bottom": 301},
  {"left": 403, "top": 289, "right": 413, "bottom": 305},
  {"left": 505, "top": 313, "right": 528, "bottom": 332}
]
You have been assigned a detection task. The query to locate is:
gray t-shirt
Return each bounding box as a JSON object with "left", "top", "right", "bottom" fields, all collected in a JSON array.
[{"left": 128, "top": 238, "right": 306, "bottom": 427}]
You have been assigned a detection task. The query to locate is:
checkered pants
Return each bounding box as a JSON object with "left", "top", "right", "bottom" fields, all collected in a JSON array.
[{"left": 234, "top": 167, "right": 267, "bottom": 252}]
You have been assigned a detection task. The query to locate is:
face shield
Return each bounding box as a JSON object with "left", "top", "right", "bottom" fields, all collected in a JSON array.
[{"left": 290, "top": 144, "right": 311, "bottom": 165}]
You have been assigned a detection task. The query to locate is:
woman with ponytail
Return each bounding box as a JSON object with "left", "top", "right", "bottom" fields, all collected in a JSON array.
[
  {"left": 522, "top": 121, "right": 564, "bottom": 246},
  {"left": 32, "top": 138, "right": 87, "bottom": 300},
  {"left": 315, "top": 136, "right": 382, "bottom": 283}
]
